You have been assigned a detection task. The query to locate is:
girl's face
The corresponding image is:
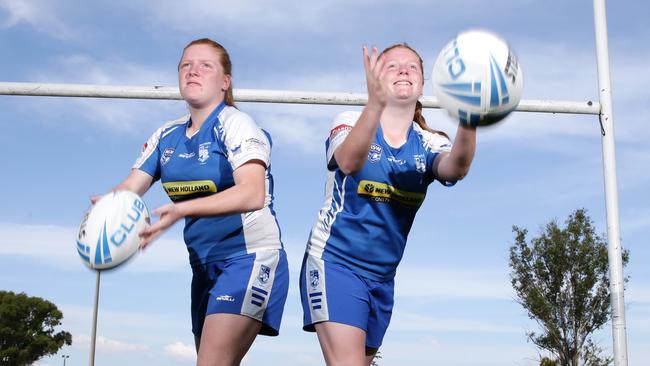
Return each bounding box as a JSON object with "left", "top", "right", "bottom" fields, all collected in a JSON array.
[
  {"left": 178, "top": 44, "right": 230, "bottom": 109},
  {"left": 380, "top": 47, "right": 424, "bottom": 103}
]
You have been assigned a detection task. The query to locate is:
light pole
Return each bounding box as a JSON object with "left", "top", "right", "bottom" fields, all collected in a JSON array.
[{"left": 62, "top": 355, "right": 69, "bottom": 366}]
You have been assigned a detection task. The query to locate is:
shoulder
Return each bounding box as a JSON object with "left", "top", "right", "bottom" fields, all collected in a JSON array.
[
  {"left": 331, "top": 111, "right": 361, "bottom": 129},
  {"left": 218, "top": 105, "right": 257, "bottom": 128},
  {"left": 412, "top": 123, "right": 452, "bottom": 152},
  {"left": 214, "top": 106, "right": 268, "bottom": 146},
  {"left": 146, "top": 114, "right": 187, "bottom": 144},
  {"left": 329, "top": 111, "right": 360, "bottom": 139},
  {"left": 157, "top": 114, "right": 188, "bottom": 137}
]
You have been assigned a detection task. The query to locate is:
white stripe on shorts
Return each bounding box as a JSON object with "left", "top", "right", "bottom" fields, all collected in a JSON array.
[
  {"left": 305, "top": 255, "right": 329, "bottom": 323},
  {"left": 241, "top": 250, "right": 279, "bottom": 321}
]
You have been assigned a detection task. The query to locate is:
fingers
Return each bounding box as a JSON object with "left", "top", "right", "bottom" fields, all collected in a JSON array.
[
  {"left": 373, "top": 51, "right": 387, "bottom": 79},
  {"left": 138, "top": 203, "right": 178, "bottom": 249},
  {"left": 139, "top": 224, "right": 161, "bottom": 249},
  {"left": 363, "top": 45, "right": 382, "bottom": 73}
]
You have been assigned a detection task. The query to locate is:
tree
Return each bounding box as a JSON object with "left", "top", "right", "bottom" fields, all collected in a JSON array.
[
  {"left": 0, "top": 291, "right": 72, "bottom": 366},
  {"left": 509, "top": 209, "right": 628, "bottom": 366}
]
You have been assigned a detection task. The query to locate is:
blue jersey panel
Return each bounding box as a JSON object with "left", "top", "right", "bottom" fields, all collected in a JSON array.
[
  {"left": 134, "top": 103, "right": 282, "bottom": 265},
  {"left": 308, "top": 111, "right": 453, "bottom": 281}
]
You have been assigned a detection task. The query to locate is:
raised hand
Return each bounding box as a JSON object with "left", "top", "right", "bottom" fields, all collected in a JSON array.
[{"left": 363, "top": 45, "right": 388, "bottom": 111}]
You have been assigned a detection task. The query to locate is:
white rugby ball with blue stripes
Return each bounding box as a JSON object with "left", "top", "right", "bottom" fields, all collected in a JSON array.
[
  {"left": 76, "top": 191, "right": 150, "bottom": 270},
  {"left": 432, "top": 29, "right": 523, "bottom": 127}
]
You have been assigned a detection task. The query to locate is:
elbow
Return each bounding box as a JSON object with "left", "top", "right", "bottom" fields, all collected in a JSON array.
[
  {"left": 337, "top": 159, "right": 365, "bottom": 176},
  {"left": 453, "top": 165, "right": 472, "bottom": 181},
  {"left": 245, "top": 189, "right": 266, "bottom": 211},
  {"left": 443, "top": 164, "right": 472, "bottom": 183}
]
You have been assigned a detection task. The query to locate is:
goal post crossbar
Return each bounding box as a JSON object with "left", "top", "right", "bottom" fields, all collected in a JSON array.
[{"left": 0, "top": 81, "right": 599, "bottom": 115}]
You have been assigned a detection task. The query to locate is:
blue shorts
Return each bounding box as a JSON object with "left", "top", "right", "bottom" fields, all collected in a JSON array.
[
  {"left": 299, "top": 254, "right": 395, "bottom": 349},
  {"left": 191, "top": 249, "right": 289, "bottom": 337}
]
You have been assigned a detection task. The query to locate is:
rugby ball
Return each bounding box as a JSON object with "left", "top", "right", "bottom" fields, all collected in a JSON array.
[
  {"left": 432, "top": 29, "right": 523, "bottom": 126},
  {"left": 76, "top": 191, "right": 150, "bottom": 270}
]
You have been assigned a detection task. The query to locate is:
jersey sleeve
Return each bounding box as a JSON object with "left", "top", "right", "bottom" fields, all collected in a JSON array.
[
  {"left": 326, "top": 111, "right": 360, "bottom": 170},
  {"left": 221, "top": 111, "right": 271, "bottom": 171},
  {"left": 422, "top": 131, "right": 455, "bottom": 186},
  {"left": 132, "top": 127, "right": 163, "bottom": 181},
  {"left": 132, "top": 116, "right": 187, "bottom": 181}
]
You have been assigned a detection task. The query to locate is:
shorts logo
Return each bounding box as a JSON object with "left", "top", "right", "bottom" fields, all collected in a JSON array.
[
  {"left": 198, "top": 142, "right": 211, "bottom": 163},
  {"left": 161, "top": 148, "right": 175, "bottom": 165},
  {"left": 368, "top": 144, "right": 382, "bottom": 163},
  {"left": 216, "top": 295, "right": 235, "bottom": 302},
  {"left": 414, "top": 154, "right": 426, "bottom": 173},
  {"left": 309, "top": 270, "right": 320, "bottom": 289},
  {"left": 258, "top": 265, "right": 271, "bottom": 285}
]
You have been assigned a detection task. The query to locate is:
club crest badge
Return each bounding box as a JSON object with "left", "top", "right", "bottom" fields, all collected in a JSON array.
[
  {"left": 198, "top": 142, "right": 211, "bottom": 163},
  {"left": 258, "top": 265, "right": 271, "bottom": 285},
  {"left": 309, "top": 269, "right": 320, "bottom": 289},
  {"left": 414, "top": 154, "right": 426, "bottom": 173},
  {"left": 368, "top": 144, "right": 382, "bottom": 163},
  {"left": 161, "top": 148, "right": 175, "bottom": 165}
]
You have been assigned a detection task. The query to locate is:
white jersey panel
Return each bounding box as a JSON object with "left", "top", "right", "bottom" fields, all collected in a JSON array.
[
  {"left": 218, "top": 107, "right": 271, "bottom": 170},
  {"left": 326, "top": 111, "right": 360, "bottom": 170}
]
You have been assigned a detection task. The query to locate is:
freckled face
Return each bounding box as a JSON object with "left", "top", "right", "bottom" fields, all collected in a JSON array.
[
  {"left": 178, "top": 44, "right": 230, "bottom": 109},
  {"left": 380, "top": 47, "right": 424, "bottom": 102}
]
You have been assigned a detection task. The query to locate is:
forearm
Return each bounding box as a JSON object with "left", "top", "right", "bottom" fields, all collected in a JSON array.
[
  {"left": 334, "top": 104, "right": 383, "bottom": 174},
  {"left": 113, "top": 169, "right": 153, "bottom": 197},
  {"left": 436, "top": 124, "right": 477, "bottom": 181},
  {"left": 176, "top": 184, "right": 264, "bottom": 218}
]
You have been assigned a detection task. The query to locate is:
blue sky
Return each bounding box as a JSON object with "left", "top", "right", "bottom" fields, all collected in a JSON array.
[{"left": 1, "top": 0, "right": 648, "bottom": 365}]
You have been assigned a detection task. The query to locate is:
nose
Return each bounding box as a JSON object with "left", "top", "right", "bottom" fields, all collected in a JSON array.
[
  {"left": 187, "top": 63, "right": 200, "bottom": 76},
  {"left": 398, "top": 64, "right": 408, "bottom": 75}
]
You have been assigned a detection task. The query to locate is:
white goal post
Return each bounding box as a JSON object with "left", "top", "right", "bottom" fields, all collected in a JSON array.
[{"left": 0, "top": 0, "right": 628, "bottom": 364}]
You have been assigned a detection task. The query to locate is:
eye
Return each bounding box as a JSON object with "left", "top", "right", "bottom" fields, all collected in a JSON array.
[{"left": 179, "top": 62, "right": 190, "bottom": 70}]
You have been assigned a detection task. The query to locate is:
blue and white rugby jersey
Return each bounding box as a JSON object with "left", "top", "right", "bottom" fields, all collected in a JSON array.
[
  {"left": 307, "top": 111, "right": 453, "bottom": 281},
  {"left": 134, "top": 102, "right": 282, "bottom": 266}
]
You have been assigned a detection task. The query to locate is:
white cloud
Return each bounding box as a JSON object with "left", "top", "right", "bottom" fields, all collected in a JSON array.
[
  {"left": 621, "top": 208, "right": 650, "bottom": 234},
  {"left": 75, "top": 335, "right": 150, "bottom": 353},
  {"left": 164, "top": 341, "right": 196, "bottom": 360},
  {"left": 0, "top": 222, "right": 187, "bottom": 273},
  {"left": 260, "top": 112, "right": 328, "bottom": 155},
  {"left": 395, "top": 266, "right": 513, "bottom": 301},
  {"left": 0, "top": 0, "right": 75, "bottom": 39},
  {"left": 132, "top": 0, "right": 349, "bottom": 35},
  {"left": 390, "top": 311, "right": 521, "bottom": 333},
  {"left": 33, "top": 54, "right": 176, "bottom": 86},
  {"left": 15, "top": 53, "right": 186, "bottom": 134},
  {"left": 379, "top": 335, "right": 539, "bottom": 366}
]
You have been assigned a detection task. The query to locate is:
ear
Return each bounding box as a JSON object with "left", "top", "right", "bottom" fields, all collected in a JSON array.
[{"left": 221, "top": 74, "right": 231, "bottom": 92}]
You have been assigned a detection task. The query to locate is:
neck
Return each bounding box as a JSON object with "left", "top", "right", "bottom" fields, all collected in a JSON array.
[
  {"left": 187, "top": 99, "right": 223, "bottom": 132},
  {"left": 379, "top": 103, "right": 416, "bottom": 147}
]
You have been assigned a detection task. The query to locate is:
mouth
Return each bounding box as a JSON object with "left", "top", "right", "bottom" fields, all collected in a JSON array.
[
  {"left": 394, "top": 80, "right": 412, "bottom": 86},
  {"left": 186, "top": 81, "right": 201, "bottom": 87}
]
